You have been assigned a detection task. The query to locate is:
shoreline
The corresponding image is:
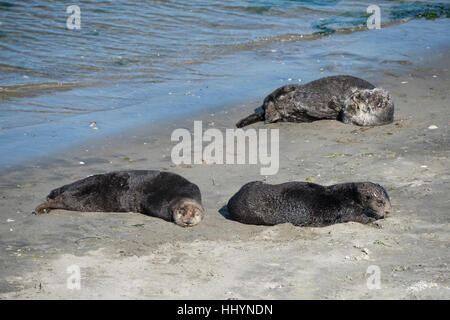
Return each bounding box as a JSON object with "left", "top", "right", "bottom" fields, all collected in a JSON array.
[
  {"left": 2, "top": 17, "right": 450, "bottom": 171},
  {"left": 3, "top": 45, "right": 449, "bottom": 175},
  {"left": 0, "top": 48, "right": 449, "bottom": 299}
]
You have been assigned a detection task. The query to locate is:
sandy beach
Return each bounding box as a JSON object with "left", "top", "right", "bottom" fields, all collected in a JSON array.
[{"left": 0, "top": 50, "right": 449, "bottom": 299}]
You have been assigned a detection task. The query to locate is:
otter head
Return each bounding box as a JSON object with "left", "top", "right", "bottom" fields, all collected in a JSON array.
[
  {"left": 356, "top": 182, "right": 392, "bottom": 218},
  {"left": 170, "top": 198, "right": 204, "bottom": 227},
  {"left": 341, "top": 88, "right": 394, "bottom": 126}
]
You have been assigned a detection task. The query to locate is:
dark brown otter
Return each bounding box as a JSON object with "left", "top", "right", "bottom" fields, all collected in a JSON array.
[
  {"left": 34, "top": 170, "right": 205, "bottom": 227},
  {"left": 236, "top": 75, "right": 394, "bottom": 127},
  {"left": 227, "top": 181, "right": 391, "bottom": 227}
]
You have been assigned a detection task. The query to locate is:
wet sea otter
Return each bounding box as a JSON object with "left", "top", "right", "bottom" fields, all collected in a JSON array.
[
  {"left": 236, "top": 75, "right": 394, "bottom": 127},
  {"left": 227, "top": 181, "right": 391, "bottom": 227},
  {"left": 34, "top": 170, "right": 205, "bottom": 227}
]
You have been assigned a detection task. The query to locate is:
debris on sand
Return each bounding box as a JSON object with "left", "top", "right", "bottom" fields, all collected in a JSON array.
[
  {"left": 428, "top": 125, "right": 438, "bottom": 130},
  {"left": 89, "top": 121, "right": 99, "bottom": 130},
  {"left": 355, "top": 249, "right": 371, "bottom": 261},
  {"left": 170, "top": 164, "right": 193, "bottom": 169},
  {"left": 335, "top": 137, "right": 353, "bottom": 143},
  {"left": 374, "top": 240, "right": 389, "bottom": 246},
  {"left": 360, "top": 153, "right": 376, "bottom": 158},
  {"left": 323, "top": 153, "right": 347, "bottom": 158},
  {"left": 407, "top": 180, "right": 426, "bottom": 187},
  {"left": 346, "top": 246, "right": 371, "bottom": 261},
  {"left": 386, "top": 153, "right": 396, "bottom": 159},
  {"left": 407, "top": 281, "right": 438, "bottom": 293}
]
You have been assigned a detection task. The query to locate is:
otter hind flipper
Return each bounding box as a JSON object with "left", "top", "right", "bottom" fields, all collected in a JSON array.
[
  {"left": 236, "top": 110, "right": 264, "bottom": 128},
  {"left": 33, "top": 199, "right": 66, "bottom": 215}
]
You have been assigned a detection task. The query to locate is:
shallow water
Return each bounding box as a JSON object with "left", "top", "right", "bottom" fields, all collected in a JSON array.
[{"left": 0, "top": 0, "right": 449, "bottom": 167}]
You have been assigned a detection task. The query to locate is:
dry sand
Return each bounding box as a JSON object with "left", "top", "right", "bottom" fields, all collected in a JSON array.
[{"left": 0, "top": 52, "right": 449, "bottom": 300}]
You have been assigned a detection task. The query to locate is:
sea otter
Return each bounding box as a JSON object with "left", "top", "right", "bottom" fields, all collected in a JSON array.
[
  {"left": 34, "top": 170, "right": 205, "bottom": 227},
  {"left": 236, "top": 75, "right": 394, "bottom": 127},
  {"left": 227, "top": 181, "right": 391, "bottom": 227}
]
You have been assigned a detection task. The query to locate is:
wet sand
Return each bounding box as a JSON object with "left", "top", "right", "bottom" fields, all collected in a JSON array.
[{"left": 0, "top": 52, "right": 449, "bottom": 299}]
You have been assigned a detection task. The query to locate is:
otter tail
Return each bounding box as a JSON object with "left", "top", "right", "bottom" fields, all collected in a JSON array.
[{"left": 236, "top": 110, "right": 264, "bottom": 128}]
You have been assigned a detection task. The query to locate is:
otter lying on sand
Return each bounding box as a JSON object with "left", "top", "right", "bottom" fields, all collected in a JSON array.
[
  {"left": 227, "top": 181, "right": 391, "bottom": 227},
  {"left": 236, "top": 75, "right": 394, "bottom": 127},
  {"left": 34, "top": 170, "right": 205, "bottom": 227}
]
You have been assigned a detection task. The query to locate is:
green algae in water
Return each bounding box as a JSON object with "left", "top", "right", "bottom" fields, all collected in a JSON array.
[
  {"left": 312, "top": 11, "right": 369, "bottom": 35},
  {"left": 0, "top": 1, "right": 14, "bottom": 8},
  {"left": 92, "top": 9, "right": 108, "bottom": 13},
  {"left": 390, "top": 2, "right": 450, "bottom": 20},
  {"left": 248, "top": 0, "right": 340, "bottom": 7},
  {"left": 244, "top": 6, "right": 272, "bottom": 14},
  {"left": 115, "top": 59, "right": 140, "bottom": 66},
  {"left": 312, "top": 23, "right": 335, "bottom": 35},
  {"left": 312, "top": 3, "right": 450, "bottom": 36}
]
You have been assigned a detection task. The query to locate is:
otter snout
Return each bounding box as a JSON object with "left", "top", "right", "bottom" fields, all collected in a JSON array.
[
  {"left": 364, "top": 209, "right": 384, "bottom": 220},
  {"left": 171, "top": 198, "right": 205, "bottom": 227},
  {"left": 384, "top": 200, "right": 392, "bottom": 214}
]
